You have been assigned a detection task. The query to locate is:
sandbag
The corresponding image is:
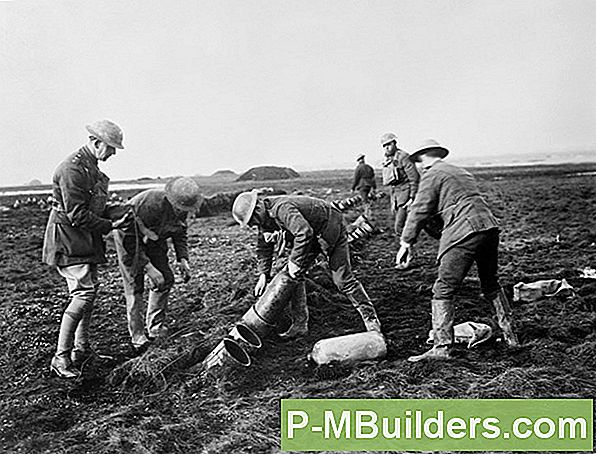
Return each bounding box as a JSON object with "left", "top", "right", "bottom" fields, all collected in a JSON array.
[
  {"left": 513, "top": 279, "right": 574, "bottom": 302},
  {"left": 427, "top": 321, "right": 493, "bottom": 349}
]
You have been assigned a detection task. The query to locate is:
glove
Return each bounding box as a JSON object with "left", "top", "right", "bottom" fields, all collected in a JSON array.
[
  {"left": 287, "top": 260, "right": 301, "bottom": 279},
  {"left": 395, "top": 241, "right": 412, "bottom": 268},
  {"left": 179, "top": 258, "right": 192, "bottom": 283},
  {"left": 145, "top": 263, "right": 165, "bottom": 290},
  {"left": 254, "top": 273, "right": 268, "bottom": 297}
]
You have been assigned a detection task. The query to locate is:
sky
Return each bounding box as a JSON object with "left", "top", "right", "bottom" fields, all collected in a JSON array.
[{"left": 1, "top": 0, "right": 595, "bottom": 186}]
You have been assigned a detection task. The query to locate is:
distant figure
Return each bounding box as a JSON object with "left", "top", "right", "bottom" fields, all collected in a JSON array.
[
  {"left": 380, "top": 133, "right": 420, "bottom": 250},
  {"left": 42, "top": 120, "right": 125, "bottom": 379},
  {"left": 113, "top": 177, "right": 203, "bottom": 354},
  {"left": 232, "top": 192, "right": 382, "bottom": 337},
  {"left": 396, "top": 139, "right": 520, "bottom": 362},
  {"left": 351, "top": 154, "right": 377, "bottom": 218}
]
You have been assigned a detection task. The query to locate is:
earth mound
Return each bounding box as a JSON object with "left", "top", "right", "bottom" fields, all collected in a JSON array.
[
  {"left": 211, "top": 169, "right": 237, "bottom": 177},
  {"left": 236, "top": 166, "right": 299, "bottom": 182}
]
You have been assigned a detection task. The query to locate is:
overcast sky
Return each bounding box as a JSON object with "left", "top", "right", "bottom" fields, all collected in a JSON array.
[{"left": 1, "top": 0, "right": 595, "bottom": 186}]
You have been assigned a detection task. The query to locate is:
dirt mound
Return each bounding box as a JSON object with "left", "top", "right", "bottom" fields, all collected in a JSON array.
[
  {"left": 211, "top": 169, "right": 237, "bottom": 177},
  {"left": 236, "top": 166, "right": 299, "bottom": 181}
]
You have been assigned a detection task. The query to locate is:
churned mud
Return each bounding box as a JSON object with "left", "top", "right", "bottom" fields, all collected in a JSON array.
[{"left": 1, "top": 165, "right": 595, "bottom": 453}]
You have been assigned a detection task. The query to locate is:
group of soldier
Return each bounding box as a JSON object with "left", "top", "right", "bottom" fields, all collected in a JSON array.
[{"left": 43, "top": 119, "right": 519, "bottom": 380}]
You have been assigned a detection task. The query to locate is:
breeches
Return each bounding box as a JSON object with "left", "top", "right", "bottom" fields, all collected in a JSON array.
[
  {"left": 432, "top": 229, "right": 500, "bottom": 301},
  {"left": 114, "top": 231, "right": 174, "bottom": 295},
  {"left": 56, "top": 263, "right": 98, "bottom": 352},
  {"left": 311, "top": 210, "right": 360, "bottom": 294}
]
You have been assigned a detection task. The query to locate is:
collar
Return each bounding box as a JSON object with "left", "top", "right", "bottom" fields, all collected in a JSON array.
[
  {"left": 423, "top": 158, "right": 442, "bottom": 170},
  {"left": 80, "top": 145, "right": 99, "bottom": 165}
]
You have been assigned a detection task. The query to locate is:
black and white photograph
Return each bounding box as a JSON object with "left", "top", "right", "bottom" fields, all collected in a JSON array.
[{"left": 1, "top": 1, "right": 595, "bottom": 452}]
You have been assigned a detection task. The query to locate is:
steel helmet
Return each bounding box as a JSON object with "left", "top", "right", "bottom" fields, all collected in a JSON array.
[
  {"left": 165, "top": 177, "right": 204, "bottom": 212},
  {"left": 86, "top": 119, "right": 124, "bottom": 149},
  {"left": 232, "top": 190, "right": 259, "bottom": 227},
  {"left": 410, "top": 138, "right": 449, "bottom": 162},
  {"left": 380, "top": 132, "right": 399, "bottom": 147}
]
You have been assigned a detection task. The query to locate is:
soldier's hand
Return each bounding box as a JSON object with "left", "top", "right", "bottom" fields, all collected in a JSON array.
[
  {"left": 254, "top": 273, "right": 268, "bottom": 297},
  {"left": 395, "top": 242, "right": 411, "bottom": 267},
  {"left": 287, "top": 260, "right": 301, "bottom": 279},
  {"left": 111, "top": 212, "right": 132, "bottom": 230},
  {"left": 405, "top": 199, "right": 414, "bottom": 209},
  {"left": 179, "top": 258, "right": 192, "bottom": 283},
  {"left": 145, "top": 264, "right": 165, "bottom": 290}
]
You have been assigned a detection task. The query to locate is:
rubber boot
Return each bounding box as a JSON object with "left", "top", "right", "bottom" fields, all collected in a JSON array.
[
  {"left": 279, "top": 280, "right": 309, "bottom": 339},
  {"left": 146, "top": 289, "right": 170, "bottom": 340},
  {"left": 486, "top": 288, "right": 520, "bottom": 347},
  {"left": 50, "top": 353, "right": 80, "bottom": 379},
  {"left": 346, "top": 282, "right": 382, "bottom": 332},
  {"left": 125, "top": 293, "right": 151, "bottom": 349},
  {"left": 408, "top": 299, "right": 454, "bottom": 362}
]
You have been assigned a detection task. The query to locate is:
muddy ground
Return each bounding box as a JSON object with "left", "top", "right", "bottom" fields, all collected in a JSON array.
[{"left": 0, "top": 164, "right": 595, "bottom": 453}]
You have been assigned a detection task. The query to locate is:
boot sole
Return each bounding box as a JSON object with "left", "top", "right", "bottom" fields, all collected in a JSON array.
[{"left": 49, "top": 364, "right": 80, "bottom": 379}]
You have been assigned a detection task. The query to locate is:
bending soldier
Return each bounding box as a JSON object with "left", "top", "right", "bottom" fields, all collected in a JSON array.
[
  {"left": 232, "top": 192, "right": 382, "bottom": 338},
  {"left": 113, "top": 177, "right": 203, "bottom": 354},
  {"left": 396, "top": 139, "right": 520, "bottom": 362}
]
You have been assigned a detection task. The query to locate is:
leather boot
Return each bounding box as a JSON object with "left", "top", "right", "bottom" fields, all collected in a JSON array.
[
  {"left": 346, "top": 282, "right": 382, "bottom": 332},
  {"left": 125, "top": 293, "right": 151, "bottom": 349},
  {"left": 279, "top": 280, "right": 309, "bottom": 339},
  {"left": 50, "top": 353, "right": 80, "bottom": 379},
  {"left": 408, "top": 299, "right": 454, "bottom": 362},
  {"left": 486, "top": 287, "right": 520, "bottom": 347},
  {"left": 71, "top": 348, "right": 96, "bottom": 369},
  {"left": 72, "top": 296, "right": 95, "bottom": 367},
  {"left": 146, "top": 289, "right": 170, "bottom": 340}
]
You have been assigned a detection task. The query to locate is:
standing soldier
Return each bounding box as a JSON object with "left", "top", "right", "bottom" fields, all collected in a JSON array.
[
  {"left": 380, "top": 133, "right": 420, "bottom": 260},
  {"left": 43, "top": 120, "right": 125, "bottom": 379},
  {"left": 351, "top": 154, "right": 377, "bottom": 219},
  {"left": 232, "top": 192, "right": 382, "bottom": 338},
  {"left": 113, "top": 177, "right": 203, "bottom": 354},
  {"left": 396, "top": 139, "right": 520, "bottom": 362}
]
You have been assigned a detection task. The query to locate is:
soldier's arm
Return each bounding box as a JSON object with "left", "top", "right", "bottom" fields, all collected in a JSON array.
[
  {"left": 401, "top": 154, "right": 420, "bottom": 199},
  {"left": 351, "top": 167, "right": 360, "bottom": 191},
  {"left": 59, "top": 167, "right": 112, "bottom": 233},
  {"left": 401, "top": 174, "right": 439, "bottom": 245},
  {"left": 273, "top": 204, "right": 313, "bottom": 270},
  {"left": 171, "top": 217, "right": 189, "bottom": 262},
  {"left": 256, "top": 230, "right": 275, "bottom": 277},
  {"left": 370, "top": 166, "right": 377, "bottom": 189}
]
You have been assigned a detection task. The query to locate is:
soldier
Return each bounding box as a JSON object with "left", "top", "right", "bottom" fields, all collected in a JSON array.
[
  {"left": 396, "top": 139, "right": 520, "bottom": 362},
  {"left": 232, "top": 192, "right": 382, "bottom": 338},
  {"left": 380, "top": 133, "right": 420, "bottom": 263},
  {"left": 113, "top": 177, "right": 203, "bottom": 354},
  {"left": 351, "top": 154, "right": 377, "bottom": 218},
  {"left": 43, "top": 120, "right": 125, "bottom": 379}
]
